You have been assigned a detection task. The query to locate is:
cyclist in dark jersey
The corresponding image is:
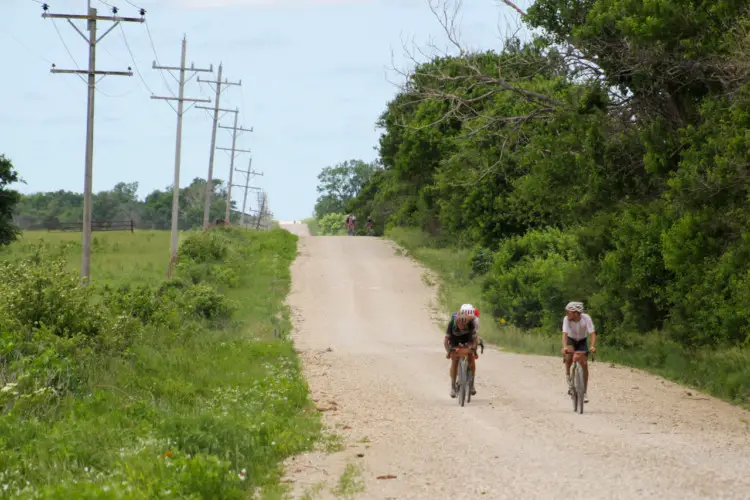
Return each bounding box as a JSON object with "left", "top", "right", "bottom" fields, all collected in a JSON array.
[{"left": 444, "top": 304, "right": 480, "bottom": 398}]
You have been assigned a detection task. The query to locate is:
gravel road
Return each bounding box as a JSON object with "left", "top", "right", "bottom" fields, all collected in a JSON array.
[{"left": 279, "top": 222, "right": 750, "bottom": 500}]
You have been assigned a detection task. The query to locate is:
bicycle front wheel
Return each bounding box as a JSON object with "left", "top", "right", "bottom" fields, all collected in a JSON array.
[
  {"left": 575, "top": 361, "right": 585, "bottom": 414},
  {"left": 458, "top": 358, "right": 467, "bottom": 407},
  {"left": 570, "top": 365, "right": 578, "bottom": 412}
]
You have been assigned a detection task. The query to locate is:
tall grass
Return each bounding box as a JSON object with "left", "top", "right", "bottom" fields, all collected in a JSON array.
[
  {"left": 388, "top": 227, "right": 750, "bottom": 408},
  {"left": 1, "top": 230, "right": 172, "bottom": 286},
  {"left": 0, "top": 227, "right": 321, "bottom": 497},
  {"left": 302, "top": 218, "right": 319, "bottom": 236}
]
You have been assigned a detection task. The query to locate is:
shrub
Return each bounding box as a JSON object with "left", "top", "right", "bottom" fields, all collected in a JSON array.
[
  {"left": 483, "top": 228, "right": 586, "bottom": 331},
  {"left": 0, "top": 257, "right": 106, "bottom": 339},
  {"left": 469, "top": 246, "right": 494, "bottom": 277},
  {"left": 181, "top": 283, "right": 236, "bottom": 321},
  {"left": 317, "top": 212, "right": 347, "bottom": 235},
  {"left": 179, "top": 231, "right": 229, "bottom": 263}
]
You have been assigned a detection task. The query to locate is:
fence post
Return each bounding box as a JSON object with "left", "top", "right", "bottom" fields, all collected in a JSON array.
[{"left": 130, "top": 220, "right": 134, "bottom": 233}]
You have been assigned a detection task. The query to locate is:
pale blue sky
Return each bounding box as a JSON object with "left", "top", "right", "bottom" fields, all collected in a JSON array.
[{"left": 1, "top": 0, "right": 530, "bottom": 220}]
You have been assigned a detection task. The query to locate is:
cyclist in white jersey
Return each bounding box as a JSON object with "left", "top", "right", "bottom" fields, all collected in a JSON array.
[{"left": 561, "top": 301, "right": 597, "bottom": 402}]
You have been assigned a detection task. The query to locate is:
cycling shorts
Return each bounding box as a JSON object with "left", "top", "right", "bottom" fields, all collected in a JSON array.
[
  {"left": 448, "top": 332, "right": 475, "bottom": 347},
  {"left": 566, "top": 336, "right": 588, "bottom": 353}
]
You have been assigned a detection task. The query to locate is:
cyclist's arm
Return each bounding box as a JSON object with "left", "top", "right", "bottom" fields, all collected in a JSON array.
[
  {"left": 586, "top": 316, "right": 596, "bottom": 351},
  {"left": 444, "top": 320, "right": 453, "bottom": 352},
  {"left": 561, "top": 317, "right": 570, "bottom": 352}
]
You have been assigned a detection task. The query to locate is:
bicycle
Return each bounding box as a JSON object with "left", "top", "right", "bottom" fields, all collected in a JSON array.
[
  {"left": 366, "top": 223, "right": 374, "bottom": 235},
  {"left": 449, "top": 339, "right": 484, "bottom": 407},
  {"left": 565, "top": 349, "right": 594, "bottom": 414}
]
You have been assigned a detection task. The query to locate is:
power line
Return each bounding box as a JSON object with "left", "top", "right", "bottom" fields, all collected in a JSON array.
[
  {"left": 145, "top": 21, "right": 177, "bottom": 96},
  {"left": 50, "top": 19, "right": 86, "bottom": 83},
  {"left": 118, "top": 24, "right": 178, "bottom": 112},
  {"left": 123, "top": 0, "right": 144, "bottom": 9},
  {"left": 97, "top": 0, "right": 117, "bottom": 10}
]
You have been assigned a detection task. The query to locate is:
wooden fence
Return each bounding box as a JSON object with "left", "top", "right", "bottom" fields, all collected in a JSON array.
[{"left": 48, "top": 220, "right": 135, "bottom": 232}]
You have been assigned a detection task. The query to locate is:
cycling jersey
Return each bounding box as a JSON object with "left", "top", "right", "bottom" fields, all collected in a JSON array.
[
  {"left": 445, "top": 313, "right": 479, "bottom": 346},
  {"left": 562, "top": 313, "right": 595, "bottom": 341}
]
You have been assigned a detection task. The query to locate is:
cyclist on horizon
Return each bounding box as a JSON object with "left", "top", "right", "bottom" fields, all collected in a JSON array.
[
  {"left": 444, "top": 304, "right": 480, "bottom": 398},
  {"left": 561, "top": 301, "right": 597, "bottom": 403}
]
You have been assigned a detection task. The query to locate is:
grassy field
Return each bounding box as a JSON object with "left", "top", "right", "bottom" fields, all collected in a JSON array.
[
  {"left": 0, "top": 227, "right": 321, "bottom": 498},
  {"left": 387, "top": 227, "right": 750, "bottom": 408},
  {"left": 2, "top": 230, "right": 172, "bottom": 287}
]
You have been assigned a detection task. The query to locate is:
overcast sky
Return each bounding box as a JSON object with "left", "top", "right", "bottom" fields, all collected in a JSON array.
[{"left": 1, "top": 0, "right": 530, "bottom": 220}]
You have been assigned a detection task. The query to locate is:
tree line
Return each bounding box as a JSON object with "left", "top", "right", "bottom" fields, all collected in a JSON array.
[
  {"left": 10, "top": 177, "right": 242, "bottom": 231},
  {"left": 315, "top": 0, "right": 750, "bottom": 366}
]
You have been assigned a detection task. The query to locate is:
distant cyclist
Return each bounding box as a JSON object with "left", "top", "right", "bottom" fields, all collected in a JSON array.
[
  {"left": 344, "top": 214, "right": 355, "bottom": 235},
  {"left": 366, "top": 216, "right": 374, "bottom": 235},
  {"left": 561, "top": 301, "right": 597, "bottom": 402},
  {"left": 444, "top": 304, "right": 480, "bottom": 398}
]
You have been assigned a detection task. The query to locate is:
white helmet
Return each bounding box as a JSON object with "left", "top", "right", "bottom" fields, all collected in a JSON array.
[
  {"left": 458, "top": 304, "right": 476, "bottom": 320},
  {"left": 565, "top": 301, "right": 584, "bottom": 313}
]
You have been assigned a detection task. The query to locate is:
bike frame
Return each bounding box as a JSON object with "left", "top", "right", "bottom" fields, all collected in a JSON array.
[
  {"left": 450, "top": 344, "right": 477, "bottom": 406},
  {"left": 566, "top": 350, "right": 593, "bottom": 414}
]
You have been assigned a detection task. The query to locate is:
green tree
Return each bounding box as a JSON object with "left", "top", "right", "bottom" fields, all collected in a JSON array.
[
  {"left": 314, "top": 160, "right": 379, "bottom": 218},
  {"left": 0, "top": 155, "right": 20, "bottom": 245}
]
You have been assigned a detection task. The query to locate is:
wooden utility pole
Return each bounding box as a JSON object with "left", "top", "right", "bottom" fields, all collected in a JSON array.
[
  {"left": 42, "top": 4, "right": 144, "bottom": 284},
  {"left": 197, "top": 66, "right": 241, "bottom": 229},
  {"left": 151, "top": 37, "right": 212, "bottom": 278},
  {"left": 216, "top": 108, "right": 252, "bottom": 224},
  {"left": 232, "top": 157, "right": 263, "bottom": 227}
]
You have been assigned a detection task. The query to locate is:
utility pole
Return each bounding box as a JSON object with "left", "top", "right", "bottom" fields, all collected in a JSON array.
[
  {"left": 216, "top": 109, "right": 252, "bottom": 224},
  {"left": 151, "top": 37, "right": 213, "bottom": 278},
  {"left": 256, "top": 191, "right": 267, "bottom": 230},
  {"left": 232, "top": 157, "right": 263, "bottom": 227},
  {"left": 42, "top": 4, "right": 144, "bottom": 285},
  {"left": 197, "top": 66, "right": 241, "bottom": 230}
]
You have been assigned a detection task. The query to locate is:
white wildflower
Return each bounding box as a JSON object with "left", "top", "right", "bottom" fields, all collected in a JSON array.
[{"left": 1, "top": 383, "right": 17, "bottom": 394}]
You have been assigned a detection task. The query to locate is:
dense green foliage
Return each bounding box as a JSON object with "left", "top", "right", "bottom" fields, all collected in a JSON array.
[
  {"left": 335, "top": 0, "right": 750, "bottom": 402},
  {"left": 316, "top": 212, "right": 348, "bottom": 236},
  {"left": 314, "top": 159, "right": 380, "bottom": 219},
  {"left": 0, "top": 228, "right": 320, "bottom": 496},
  {"left": 0, "top": 154, "right": 21, "bottom": 246},
  {"left": 14, "top": 178, "right": 240, "bottom": 230}
]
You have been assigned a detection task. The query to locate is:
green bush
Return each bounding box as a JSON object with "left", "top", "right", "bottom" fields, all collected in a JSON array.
[
  {"left": 483, "top": 228, "right": 586, "bottom": 331},
  {"left": 103, "top": 283, "right": 176, "bottom": 326},
  {"left": 469, "top": 246, "right": 494, "bottom": 277},
  {"left": 181, "top": 283, "right": 236, "bottom": 321},
  {"left": 0, "top": 257, "right": 107, "bottom": 339},
  {"left": 317, "top": 212, "right": 347, "bottom": 235},
  {"left": 178, "top": 230, "right": 229, "bottom": 263}
]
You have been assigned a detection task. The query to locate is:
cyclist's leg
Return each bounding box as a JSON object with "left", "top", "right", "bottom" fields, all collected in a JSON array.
[
  {"left": 579, "top": 338, "right": 589, "bottom": 393},
  {"left": 564, "top": 337, "right": 575, "bottom": 379},
  {"left": 449, "top": 356, "right": 459, "bottom": 396},
  {"left": 468, "top": 355, "right": 477, "bottom": 394}
]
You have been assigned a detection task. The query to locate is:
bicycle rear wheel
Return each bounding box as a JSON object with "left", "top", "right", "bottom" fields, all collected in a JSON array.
[
  {"left": 574, "top": 361, "right": 585, "bottom": 414},
  {"left": 458, "top": 358, "right": 467, "bottom": 407}
]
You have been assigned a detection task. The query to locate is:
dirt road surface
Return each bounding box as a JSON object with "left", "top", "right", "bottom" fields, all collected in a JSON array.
[{"left": 279, "top": 222, "right": 750, "bottom": 500}]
